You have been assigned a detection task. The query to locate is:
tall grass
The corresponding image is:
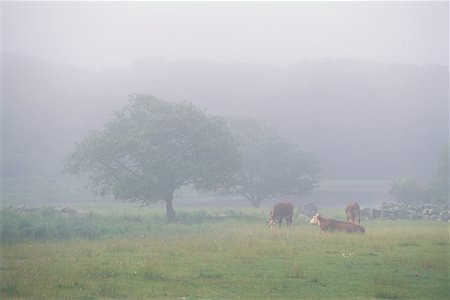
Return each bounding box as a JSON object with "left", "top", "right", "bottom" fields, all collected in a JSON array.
[
  {"left": 0, "top": 208, "right": 262, "bottom": 244},
  {"left": 1, "top": 208, "right": 449, "bottom": 299}
]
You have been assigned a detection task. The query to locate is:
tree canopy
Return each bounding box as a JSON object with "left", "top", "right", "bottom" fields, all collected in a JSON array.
[
  {"left": 64, "top": 94, "right": 239, "bottom": 221},
  {"left": 227, "top": 118, "right": 320, "bottom": 207}
]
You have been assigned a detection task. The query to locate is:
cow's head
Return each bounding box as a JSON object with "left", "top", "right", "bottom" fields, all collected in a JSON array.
[
  {"left": 309, "top": 213, "right": 320, "bottom": 225},
  {"left": 268, "top": 215, "right": 280, "bottom": 228}
]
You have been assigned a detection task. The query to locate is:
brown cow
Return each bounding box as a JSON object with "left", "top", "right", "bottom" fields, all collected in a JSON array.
[
  {"left": 345, "top": 202, "right": 361, "bottom": 225},
  {"left": 310, "top": 213, "right": 365, "bottom": 234},
  {"left": 268, "top": 202, "right": 294, "bottom": 229}
]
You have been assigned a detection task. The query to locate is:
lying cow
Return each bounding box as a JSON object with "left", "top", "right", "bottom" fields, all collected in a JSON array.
[
  {"left": 345, "top": 202, "right": 361, "bottom": 225},
  {"left": 310, "top": 213, "right": 365, "bottom": 234},
  {"left": 268, "top": 202, "right": 294, "bottom": 229}
]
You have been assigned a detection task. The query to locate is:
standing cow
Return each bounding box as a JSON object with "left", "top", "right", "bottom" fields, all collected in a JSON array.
[
  {"left": 268, "top": 202, "right": 294, "bottom": 229},
  {"left": 345, "top": 202, "right": 360, "bottom": 225}
]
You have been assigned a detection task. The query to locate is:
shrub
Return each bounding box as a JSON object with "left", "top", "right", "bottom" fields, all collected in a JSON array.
[{"left": 389, "top": 177, "right": 430, "bottom": 205}]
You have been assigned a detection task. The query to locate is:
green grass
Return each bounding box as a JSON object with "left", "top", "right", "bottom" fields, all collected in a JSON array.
[{"left": 1, "top": 208, "right": 449, "bottom": 299}]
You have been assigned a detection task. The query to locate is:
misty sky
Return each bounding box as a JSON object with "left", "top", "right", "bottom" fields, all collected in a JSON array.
[{"left": 2, "top": 1, "right": 448, "bottom": 69}]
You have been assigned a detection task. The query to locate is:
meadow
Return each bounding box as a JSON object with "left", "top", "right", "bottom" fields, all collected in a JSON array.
[{"left": 0, "top": 207, "right": 449, "bottom": 299}]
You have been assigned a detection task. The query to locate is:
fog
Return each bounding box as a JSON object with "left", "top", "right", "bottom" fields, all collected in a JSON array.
[
  {"left": 3, "top": 2, "right": 448, "bottom": 68},
  {"left": 1, "top": 1, "right": 449, "bottom": 202},
  {"left": 2, "top": 4, "right": 450, "bottom": 299}
]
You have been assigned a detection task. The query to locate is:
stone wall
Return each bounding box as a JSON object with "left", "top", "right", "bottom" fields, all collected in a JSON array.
[{"left": 361, "top": 203, "right": 449, "bottom": 221}]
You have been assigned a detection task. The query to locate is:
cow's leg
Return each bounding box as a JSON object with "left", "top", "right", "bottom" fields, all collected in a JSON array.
[{"left": 287, "top": 217, "right": 292, "bottom": 229}]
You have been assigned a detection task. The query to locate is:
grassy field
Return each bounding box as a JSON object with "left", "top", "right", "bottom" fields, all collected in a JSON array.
[{"left": 1, "top": 208, "right": 449, "bottom": 299}]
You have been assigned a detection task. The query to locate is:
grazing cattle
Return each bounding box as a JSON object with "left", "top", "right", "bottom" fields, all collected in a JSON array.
[
  {"left": 296, "top": 202, "right": 318, "bottom": 218},
  {"left": 268, "top": 202, "right": 294, "bottom": 229},
  {"left": 310, "top": 213, "right": 365, "bottom": 234},
  {"left": 345, "top": 202, "right": 361, "bottom": 225}
]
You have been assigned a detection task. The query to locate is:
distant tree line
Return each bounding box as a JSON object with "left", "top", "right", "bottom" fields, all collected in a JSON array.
[
  {"left": 65, "top": 95, "right": 320, "bottom": 221},
  {"left": 5, "top": 55, "right": 447, "bottom": 181}
]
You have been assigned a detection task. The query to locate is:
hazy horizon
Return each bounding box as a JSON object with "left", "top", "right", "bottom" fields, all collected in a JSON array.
[{"left": 3, "top": 1, "right": 448, "bottom": 69}]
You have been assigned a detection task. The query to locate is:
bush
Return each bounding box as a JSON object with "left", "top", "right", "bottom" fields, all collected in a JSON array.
[
  {"left": 0, "top": 208, "right": 257, "bottom": 244},
  {"left": 0, "top": 209, "right": 103, "bottom": 243},
  {"left": 389, "top": 177, "right": 430, "bottom": 205}
]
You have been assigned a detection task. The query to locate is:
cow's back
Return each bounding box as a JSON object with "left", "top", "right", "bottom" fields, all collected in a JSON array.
[
  {"left": 274, "top": 202, "right": 294, "bottom": 217},
  {"left": 316, "top": 215, "right": 365, "bottom": 234}
]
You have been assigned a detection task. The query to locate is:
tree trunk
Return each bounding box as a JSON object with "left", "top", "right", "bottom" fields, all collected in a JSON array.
[{"left": 165, "top": 195, "right": 176, "bottom": 222}]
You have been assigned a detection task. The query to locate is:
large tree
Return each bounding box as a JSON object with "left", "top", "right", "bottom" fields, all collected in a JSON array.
[
  {"left": 64, "top": 95, "right": 239, "bottom": 221},
  {"left": 227, "top": 118, "right": 320, "bottom": 208}
]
